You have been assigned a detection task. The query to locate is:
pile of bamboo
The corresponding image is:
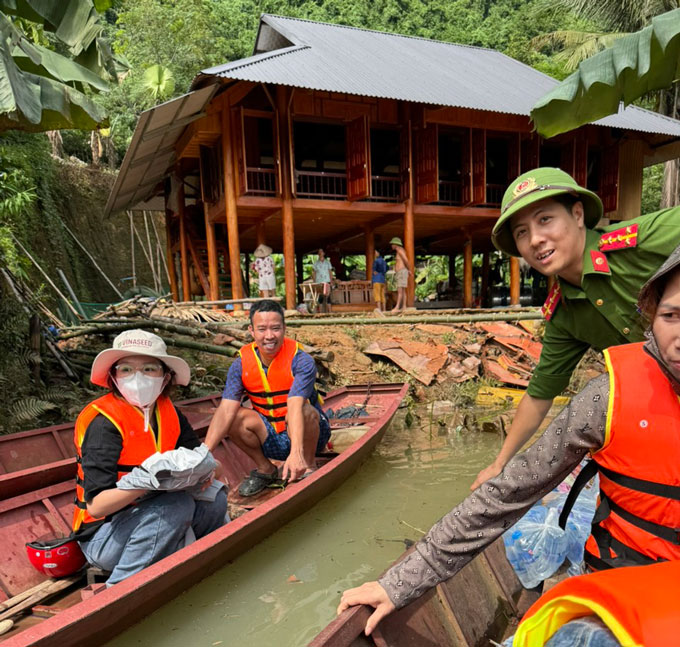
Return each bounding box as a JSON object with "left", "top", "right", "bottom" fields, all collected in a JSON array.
[{"left": 59, "top": 315, "right": 334, "bottom": 384}]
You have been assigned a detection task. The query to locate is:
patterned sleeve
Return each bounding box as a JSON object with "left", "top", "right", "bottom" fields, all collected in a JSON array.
[
  {"left": 378, "top": 373, "right": 609, "bottom": 609},
  {"left": 222, "top": 357, "right": 244, "bottom": 401}
]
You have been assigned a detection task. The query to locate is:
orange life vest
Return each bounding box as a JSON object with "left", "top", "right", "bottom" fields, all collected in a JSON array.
[
  {"left": 513, "top": 560, "right": 680, "bottom": 647},
  {"left": 239, "top": 337, "right": 303, "bottom": 434},
  {"left": 72, "top": 393, "right": 180, "bottom": 533},
  {"left": 572, "top": 342, "right": 680, "bottom": 569}
]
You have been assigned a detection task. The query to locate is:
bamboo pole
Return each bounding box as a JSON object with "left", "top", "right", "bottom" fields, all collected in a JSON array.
[
  {"left": 131, "top": 215, "right": 159, "bottom": 289},
  {"left": 285, "top": 311, "right": 543, "bottom": 326},
  {"left": 11, "top": 236, "right": 80, "bottom": 318},
  {"left": 129, "top": 211, "right": 137, "bottom": 289},
  {"left": 143, "top": 211, "right": 159, "bottom": 292},
  {"left": 172, "top": 296, "right": 282, "bottom": 306},
  {"left": 178, "top": 182, "right": 190, "bottom": 301},
  {"left": 59, "top": 219, "right": 124, "bottom": 299},
  {"left": 164, "top": 209, "right": 180, "bottom": 301},
  {"left": 57, "top": 268, "right": 87, "bottom": 318}
]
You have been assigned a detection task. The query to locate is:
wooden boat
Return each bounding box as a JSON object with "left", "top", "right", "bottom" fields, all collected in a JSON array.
[
  {"left": 309, "top": 538, "right": 541, "bottom": 647},
  {"left": 0, "top": 382, "right": 408, "bottom": 646},
  {"left": 0, "top": 394, "right": 221, "bottom": 500}
]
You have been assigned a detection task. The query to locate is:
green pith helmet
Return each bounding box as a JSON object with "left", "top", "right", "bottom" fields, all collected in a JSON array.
[
  {"left": 390, "top": 237, "right": 403, "bottom": 247},
  {"left": 492, "top": 167, "right": 603, "bottom": 257}
]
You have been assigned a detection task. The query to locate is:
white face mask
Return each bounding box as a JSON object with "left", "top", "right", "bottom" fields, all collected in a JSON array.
[{"left": 115, "top": 373, "right": 166, "bottom": 430}]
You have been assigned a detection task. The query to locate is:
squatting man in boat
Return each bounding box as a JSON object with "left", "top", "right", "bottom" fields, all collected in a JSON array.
[
  {"left": 339, "top": 246, "right": 680, "bottom": 640},
  {"left": 205, "top": 299, "right": 331, "bottom": 496},
  {"left": 471, "top": 166, "right": 680, "bottom": 491},
  {"left": 72, "top": 330, "right": 228, "bottom": 586}
]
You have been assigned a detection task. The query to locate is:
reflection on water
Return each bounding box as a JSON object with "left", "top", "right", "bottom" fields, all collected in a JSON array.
[{"left": 107, "top": 407, "right": 504, "bottom": 647}]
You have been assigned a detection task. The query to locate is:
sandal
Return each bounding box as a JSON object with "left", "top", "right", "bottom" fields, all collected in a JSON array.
[{"left": 238, "top": 468, "right": 280, "bottom": 497}]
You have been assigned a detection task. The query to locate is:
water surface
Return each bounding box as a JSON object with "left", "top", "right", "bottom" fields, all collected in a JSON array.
[{"left": 107, "top": 408, "right": 503, "bottom": 647}]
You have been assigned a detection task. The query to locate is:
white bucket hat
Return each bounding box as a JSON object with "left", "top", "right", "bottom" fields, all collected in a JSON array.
[
  {"left": 90, "top": 329, "right": 191, "bottom": 388},
  {"left": 254, "top": 244, "right": 272, "bottom": 258}
]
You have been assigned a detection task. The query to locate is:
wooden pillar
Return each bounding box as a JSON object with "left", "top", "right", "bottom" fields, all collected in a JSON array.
[
  {"left": 480, "top": 251, "right": 490, "bottom": 309},
  {"left": 509, "top": 257, "right": 520, "bottom": 305},
  {"left": 255, "top": 219, "right": 266, "bottom": 247},
  {"left": 463, "top": 237, "right": 473, "bottom": 308},
  {"left": 277, "top": 85, "right": 296, "bottom": 310},
  {"left": 221, "top": 102, "right": 244, "bottom": 308},
  {"left": 364, "top": 225, "right": 374, "bottom": 281},
  {"left": 403, "top": 107, "right": 416, "bottom": 306},
  {"left": 164, "top": 209, "right": 179, "bottom": 301},
  {"left": 177, "top": 181, "right": 190, "bottom": 301}
]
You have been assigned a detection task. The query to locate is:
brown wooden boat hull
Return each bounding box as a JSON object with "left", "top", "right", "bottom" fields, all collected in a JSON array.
[
  {"left": 308, "top": 537, "right": 539, "bottom": 647},
  {"left": 1, "top": 383, "right": 408, "bottom": 647}
]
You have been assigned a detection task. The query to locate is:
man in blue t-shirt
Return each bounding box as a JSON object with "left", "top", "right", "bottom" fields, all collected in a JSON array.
[
  {"left": 372, "top": 250, "right": 387, "bottom": 312},
  {"left": 205, "top": 300, "right": 331, "bottom": 496}
]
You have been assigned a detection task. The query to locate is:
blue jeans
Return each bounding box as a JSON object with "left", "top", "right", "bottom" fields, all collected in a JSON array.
[
  {"left": 503, "top": 617, "right": 620, "bottom": 647},
  {"left": 80, "top": 489, "right": 228, "bottom": 586}
]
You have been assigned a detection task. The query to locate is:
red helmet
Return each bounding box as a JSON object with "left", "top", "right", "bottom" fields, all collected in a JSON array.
[{"left": 26, "top": 535, "right": 87, "bottom": 578}]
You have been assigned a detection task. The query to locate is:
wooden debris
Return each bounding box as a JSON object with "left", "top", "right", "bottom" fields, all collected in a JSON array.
[{"left": 364, "top": 339, "right": 448, "bottom": 385}]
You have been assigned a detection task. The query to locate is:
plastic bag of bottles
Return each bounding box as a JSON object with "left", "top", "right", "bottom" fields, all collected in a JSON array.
[{"left": 503, "top": 459, "right": 599, "bottom": 587}]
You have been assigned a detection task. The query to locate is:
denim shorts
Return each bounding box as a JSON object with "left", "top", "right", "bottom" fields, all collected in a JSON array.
[{"left": 260, "top": 405, "right": 331, "bottom": 461}]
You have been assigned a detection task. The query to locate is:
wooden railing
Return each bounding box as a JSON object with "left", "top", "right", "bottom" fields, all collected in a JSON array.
[
  {"left": 437, "top": 180, "right": 463, "bottom": 205},
  {"left": 245, "top": 167, "right": 277, "bottom": 196},
  {"left": 368, "top": 175, "right": 401, "bottom": 202},
  {"left": 486, "top": 183, "right": 504, "bottom": 206},
  {"left": 296, "top": 171, "right": 347, "bottom": 199}
]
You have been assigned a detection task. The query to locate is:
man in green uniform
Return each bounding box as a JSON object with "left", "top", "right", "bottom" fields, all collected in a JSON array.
[{"left": 471, "top": 166, "right": 679, "bottom": 490}]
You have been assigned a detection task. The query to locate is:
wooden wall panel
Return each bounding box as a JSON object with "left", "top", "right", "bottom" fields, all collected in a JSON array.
[
  {"left": 378, "top": 99, "right": 399, "bottom": 124},
  {"left": 416, "top": 124, "right": 438, "bottom": 204},
  {"left": 560, "top": 139, "right": 575, "bottom": 176},
  {"left": 400, "top": 124, "right": 411, "bottom": 201},
  {"left": 231, "top": 107, "right": 247, "bottom": 195},
  {"left": 574, "top": 133, "right": 588, "bottom": 187}
]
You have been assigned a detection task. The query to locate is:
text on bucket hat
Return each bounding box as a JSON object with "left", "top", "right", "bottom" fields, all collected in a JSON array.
[
  {"left": 492, "top": 167, "right": 603, "bottom": 257},
  {"left": 90, "top": 329, "right": 191, "bottom": 388}
]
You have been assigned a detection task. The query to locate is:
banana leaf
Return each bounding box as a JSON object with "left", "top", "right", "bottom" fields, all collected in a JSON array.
[
  {"left": 0, "top": 3, "right": 112, "bottom": 132},
  {"left": 531, "top": 8, "right": 680, "bottom": 137}
]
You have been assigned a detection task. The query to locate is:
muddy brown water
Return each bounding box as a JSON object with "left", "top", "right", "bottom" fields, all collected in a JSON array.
[{"left": 106, "top": 405, "right": 509, "bottom": 647}]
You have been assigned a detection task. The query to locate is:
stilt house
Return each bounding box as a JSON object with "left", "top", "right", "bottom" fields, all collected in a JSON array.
[{"left": 105, "top": 14, "right": 680, "bottom": 310}]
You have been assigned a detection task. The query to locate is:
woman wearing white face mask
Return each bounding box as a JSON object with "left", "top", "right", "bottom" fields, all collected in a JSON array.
[{"left": 72, "top": 330, "right": 228, "bottom": 586}]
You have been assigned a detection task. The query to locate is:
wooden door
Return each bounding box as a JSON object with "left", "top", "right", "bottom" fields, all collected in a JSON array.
[
  {"left": 461, "top": 128, "right": 471, "bottom": 204},
  {"left": 471, "top": 128, "right": 486, "bottom": 204},
  {"left": 560, "top": 138, "right": 575, "bottom": 177},
  {"left": 520, "top": 132, "right": 539, "bottom": 173},
  {"left": 573, "top": 132, "right": 588, "bottom": 187},
  {"left": 415, "top": 123, "right": 438, "bottom": 204},
  {"left": 601, "top": 144, "right": 619, "bottom": 214},
  {"left": 346, "top": 115, "right": 370, "bottom": 201},
  {"left": 400, "top": 123, "right": 410, "bottom": 201}
]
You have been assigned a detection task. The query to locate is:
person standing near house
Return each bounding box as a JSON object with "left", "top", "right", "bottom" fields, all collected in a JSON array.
[
  {"left": 313, "top": 248, "right": 334, "bottom": 313},
  {"left": 470, "top": 166, "right": 680, "bottom": 491},
  {"left": 251, "top": 244, "right": 276, "bottom": 298},
  {"left": 372, "top": 249, "right": 387, "bottom": 312},
  {"left": 390, "top": 237, "right": 410, "bottom": 313}
]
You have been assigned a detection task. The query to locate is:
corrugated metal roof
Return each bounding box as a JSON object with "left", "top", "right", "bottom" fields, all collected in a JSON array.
[
  {"left": 104, "top": 85, "right": 217, "bottom": 215},
  {"left": 198, "top": 14, "right": 680, "bottom": 138}
]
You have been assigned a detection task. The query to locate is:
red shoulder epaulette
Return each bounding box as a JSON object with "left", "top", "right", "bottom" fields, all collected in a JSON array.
[
  {"left": 598, "top": 223, "right": 639, "bottom": 252},
  {"left": 542, "top": 282, "right": 561, "bottom": 321}
]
